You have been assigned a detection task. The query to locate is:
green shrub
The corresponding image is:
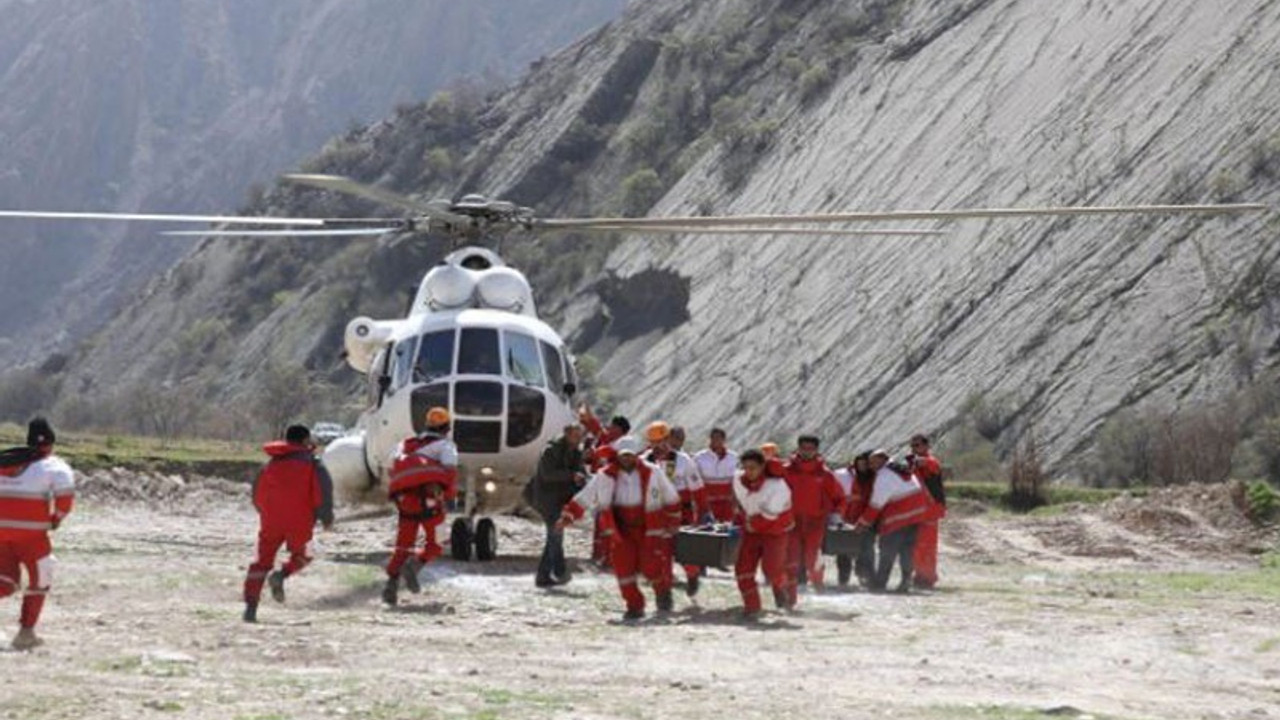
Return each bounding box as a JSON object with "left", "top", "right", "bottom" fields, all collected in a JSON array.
[
  {"left": 798, "top": 61, "right": 833, "bottom": 105},
  {"left": 618, "top": 168, "right": 664, "bottom": 216},
  {"left": 1246, "top": 481, "right": 1278, "bottom": 524}
]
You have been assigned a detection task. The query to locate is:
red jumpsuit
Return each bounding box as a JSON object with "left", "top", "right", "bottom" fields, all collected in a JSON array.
[
  {"left": 386, "top": 434, "right": 459, "bottom": 579},
  {"left": 244, "top": 442, "right": 333, "bottom": 603},
  {"left": 732, "top": 473, "right": 794, "bottom": 614},
  {"left": 0, "top": 450, "right": 74, "bottom": 631},
  {"left": 783, "top": 454, "right": 847, "bottom": 593},
  {"left": 647, "top": 448, "right": 707, "bottom": 587},
  {"left": 909, "top": 453, "right": 945, "bottom": 588},
  {"left": 562, "top": 460, "right": 681, "bottom": 614}
]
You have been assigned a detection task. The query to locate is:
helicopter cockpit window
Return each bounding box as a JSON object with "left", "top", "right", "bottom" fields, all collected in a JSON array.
[
  {"left": 391, "top": 338, "right": 416, "bottom": 391},
  {"left": 458, "top": 328, "right": 501, "bottom": 376},
  {"left": 504, "top": 331, "right": 545, "bottom": 387},
  {"left": 540, "top": 340, "right": 566, "bottom": 398},
  {"left": 414, "top": 330, "right": 454, "bottom": 383}
]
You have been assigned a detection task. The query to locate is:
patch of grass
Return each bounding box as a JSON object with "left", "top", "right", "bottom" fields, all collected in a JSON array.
[
  {"left": 927, "top": 704, "right": 1128, "bottom": 720},
  {"left": 1256, "top": 637, "right": 1280, "bottom": 653},
  {"left": 1100, "top": 567, "right": 1280, "bottom": 601},
  {"left": 339, "top": 564, "right": 384, "bottom": 590},
  {"left": 949, "top": 482, "right": 1147, "bottom": 509},
  {"left": 0, "top": 422, "right": 259, "bottom": 476}
]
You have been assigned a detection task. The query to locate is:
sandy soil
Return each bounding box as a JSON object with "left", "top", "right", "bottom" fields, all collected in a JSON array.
[{"left": 1, "top": 473, "right": 1277, "bottom": 720}]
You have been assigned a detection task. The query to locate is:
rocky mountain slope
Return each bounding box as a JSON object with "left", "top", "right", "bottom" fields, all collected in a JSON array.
[
  {"left": 0, "top": 0, "right": 625, "bottom": 363},
  {"left": 53, "top": 0, "right": 1280, "bottom": 470}
]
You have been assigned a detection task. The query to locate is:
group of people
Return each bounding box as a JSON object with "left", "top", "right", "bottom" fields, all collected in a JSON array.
[
  {"left": 0, "top": 406, "right": 949, "bottom": 646},
  {"left": 529, "top": 408, "right": 949, "bottom": 620}
]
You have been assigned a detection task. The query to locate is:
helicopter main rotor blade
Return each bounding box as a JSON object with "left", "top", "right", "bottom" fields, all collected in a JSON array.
[
  {"left": 545, "top": 225, "right": 947, "bottom": 237},
  {"left": 161, "top": 227, "right": 400, "bottom": 237},
  {"left": 0, "top": 210, "right": 334, "bottom": 226},
  {"left": 536, "top": 202, "right": 1269, "bottom": 230},
  {"left": 282, "top": 173, "right": 463, "bottom": 223}
]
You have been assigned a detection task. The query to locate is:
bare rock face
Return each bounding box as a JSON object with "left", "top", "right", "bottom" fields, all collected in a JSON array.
[
  {"left": 59, "top": 0, "right": 1280, "bottom": 472},
  {"left": 0, "top": 0, "right": 626, "bottom": 363},
  {"left": 593, "top": 0, "right": 1280, "bottom": 467}
]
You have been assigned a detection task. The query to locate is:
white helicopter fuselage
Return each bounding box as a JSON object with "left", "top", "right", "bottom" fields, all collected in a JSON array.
[{"left": 323, "top": 247, "right": 577, "bottom": 510}]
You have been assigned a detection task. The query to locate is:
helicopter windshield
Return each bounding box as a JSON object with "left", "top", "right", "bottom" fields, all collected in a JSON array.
[
  {"left": 458, "top": 328, "right": 501, "bottom": 375},
  {"left": 414, "top": 330, "right": 454, "bottom": 382},
  {"left": 540, "top": 340, "right": 566, "bottom": 398},
  {"left": 504, "top": 331, "right": 545, "bottom": 387}
]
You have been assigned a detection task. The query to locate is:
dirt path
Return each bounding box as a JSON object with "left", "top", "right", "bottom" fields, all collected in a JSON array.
[{"left": 1, "top": 479, "right": 1277, "bottom": 720}]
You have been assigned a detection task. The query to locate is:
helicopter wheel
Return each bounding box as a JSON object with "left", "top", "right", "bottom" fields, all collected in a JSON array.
[
  {"left": 475, "top": 518, "right": 498, "bottom": 562},
  {"left": 450, "top": 518, "right": 473, "bottom": 562}
]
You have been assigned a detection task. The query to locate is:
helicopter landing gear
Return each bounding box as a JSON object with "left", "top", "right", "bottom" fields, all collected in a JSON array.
[{"left": 449, "top": 516, "right": 498, "bottom": 562}]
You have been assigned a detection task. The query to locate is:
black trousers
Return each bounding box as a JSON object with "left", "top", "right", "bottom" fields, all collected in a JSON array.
[
  {"left": 836, "top": 531, "right": 877, "bottom": 586},
  {"left": 536, "top": 519, "right": 567, "bottom": 583},
  {"left": 871, "top": 525, "right": 919, "bottom": 591}
]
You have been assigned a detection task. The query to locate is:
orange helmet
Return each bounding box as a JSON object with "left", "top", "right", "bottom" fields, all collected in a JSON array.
[
  {"left": 646, "top": 421, "right": 671, "bottom": 444},
  {"left": 760, "top": 442, "right": 780, "bottom": 460},
  {"left": 425, "top": 407, "right": 451, "bottom": 427}
]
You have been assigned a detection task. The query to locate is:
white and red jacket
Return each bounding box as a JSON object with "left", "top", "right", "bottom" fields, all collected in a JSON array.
[
  {"left": 647, "top": 449, "right": 706, "bottom": 521},
  {"left": 856, "top": 466, "right": 942, "bottom": 535},
  {"left": 562, "top": 460, "right": 681, "bottom": 539},
  {"left": 388, "top": 434, "right": 459, "bottom": 518},
  {"left": 732, "top": 472, "right": 794, "bottom": 536},
  {"left": 0, "top": 453, "right": 75, "bottom": 539},
  {"left": 693, "top": 448, "right": 738, "bottom": 506}
]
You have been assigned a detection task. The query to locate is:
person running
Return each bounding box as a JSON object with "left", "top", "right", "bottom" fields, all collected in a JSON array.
[
  {"left": 243, "top": 424, "right": 334, "bottom": 623},
  {"left": 0, "top": 418, "right": 74, "bottom": 649}
]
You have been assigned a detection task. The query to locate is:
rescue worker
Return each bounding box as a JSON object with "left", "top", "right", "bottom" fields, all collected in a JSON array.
[
  {"left": 579, "top": 407, "right": 630, "bottom": 567},
  {"left": 556, "top": 436, "right": 681, "bottom": 621},
  {"left": 531, "top": 424, "right": 586, "bottom": 588},
  {"left": 853, "top": 449, "right": 941, "bottom": 593},
  {"left": 732, "top": 449, "right": 794, "bottom": 618},
  {"left": 783, "top": 435, "right": 846, "bottom": 595},
  {"left": 0, "top": 418, "right": 73, "bottom": 650},
  {"left": 907, "top": 434, "right": 946, "bottom": 589},
  {"left": 383, "top": 407, "right": 459, "bottom": 606},
  {"left": 693, "top": 428, "right": 739, "bottom": 522},
  {"left": 832, "top": 453, "right": 876, "bottom": 587},
  {"left": 243, "top": 424, "right": 334, "bottom": 623},
  {"left": 643, "top": 422, "right": 707, "bottom": 597}
]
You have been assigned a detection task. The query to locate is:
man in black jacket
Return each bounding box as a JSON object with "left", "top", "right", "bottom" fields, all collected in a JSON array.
[{"left": 532, "top": 424, "right": 586, "bottom": 587}]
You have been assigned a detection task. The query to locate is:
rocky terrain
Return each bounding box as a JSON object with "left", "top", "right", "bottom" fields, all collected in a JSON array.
[
  {"left": 0, "top": 0, "right": 625, "bottom": 363},
  {"left": 1, "top": 473, "right": 1276, "bottom": 719},
  {"left": 40, "top": 0, "right": 1280, "bottom": 470}
]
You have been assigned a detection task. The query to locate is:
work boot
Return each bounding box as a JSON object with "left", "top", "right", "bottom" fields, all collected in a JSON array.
[
  {"left": 268, "top": 570, "right": 286, "bottom": 603},
  {"left": 382, "top": 578, "right": 399, "bottom": 606},
  {"left": 401, "top": 557, "right": 423, "bottom": 594},
  {"left": 656, "top": 589, "right": 674, "bottom": 614},
  {"left": 686, "top": 574, "right": 700, "bottom": 598},
  {"left": 622, "top": 608, "right": 644, "bottom": 623},
  {"left": 535, "top": 576, "right": 556, "bottom": 589},
  {"left": 242, "top": 600, "right": 259, "bottom": 624},
  {"left": 742, "top": 609, "right": 761, "bottom": 623},
  {"left": 11, "top": 627, "right": 42, "bottom": 651}
]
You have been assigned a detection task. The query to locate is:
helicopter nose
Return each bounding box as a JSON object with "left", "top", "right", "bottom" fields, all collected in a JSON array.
[{"left": 410, "top": 380, "right": 545, "bottom": 453}]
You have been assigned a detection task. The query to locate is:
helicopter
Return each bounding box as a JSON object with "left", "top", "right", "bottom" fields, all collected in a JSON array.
[{"left": 0, "top": 174, "right": 1266, "bottom": 560}]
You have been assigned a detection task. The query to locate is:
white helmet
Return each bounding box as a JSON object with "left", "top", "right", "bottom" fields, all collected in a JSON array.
[{"left": 613, "top": 436, "right": 642, "bottom": 457}]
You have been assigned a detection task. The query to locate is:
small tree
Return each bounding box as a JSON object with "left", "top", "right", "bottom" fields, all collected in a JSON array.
[
  {"left": 254, "top": 363, "right": 315, "bottom": 437},
  {"left": 1007, "top": 431, "right": 1047, "bottom": 512}
]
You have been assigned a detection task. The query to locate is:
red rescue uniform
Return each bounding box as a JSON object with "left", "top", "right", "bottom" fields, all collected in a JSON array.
[
  {"left": 243, "top": 441, "right": 333, "bottom": 604},
  {"left": 0, "top": 449, "right": 74, "bottom": 631},
  {"left": 732, "top": 472, "right": 794, "bottom": 614},
  {"left": 783, "top": 454, "right": 846, "bottom": 592},
  {"left": 386, "top": 433, "right": 459, "bottom": 579},
  {"left": 909, "top": 452, "right": 945, "bottom": 588},
  {"left": 562, "top": 460, "right": 681, "bottom": 615}
]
